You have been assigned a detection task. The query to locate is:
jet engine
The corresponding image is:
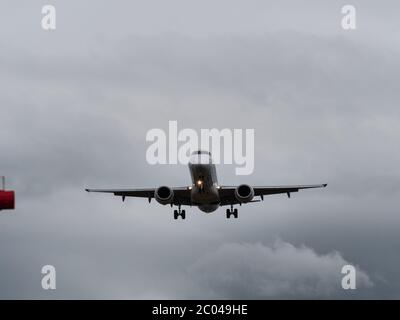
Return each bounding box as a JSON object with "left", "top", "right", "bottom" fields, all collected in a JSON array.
[
  {"left": 234, "top": 184, "right": 254, "bottom": 203},
  {"left": 154, "top": 186, "right": 174, "bottom": 205}
]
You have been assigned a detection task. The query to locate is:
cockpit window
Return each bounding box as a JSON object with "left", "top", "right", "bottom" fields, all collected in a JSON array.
[
  {"left": 191, "top": 150, "right": 212, "bottom": 156},
  {"left": 189, "top": 151, "right": 213, "bottom": 164}
]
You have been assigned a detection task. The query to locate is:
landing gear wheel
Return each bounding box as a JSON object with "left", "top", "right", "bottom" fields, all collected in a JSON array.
[
  {"left": 226, "top": 208, "right": 238, "bottom": 219},
  {"left": 174, "top": 207, "right": 186, "bottom": 220}
]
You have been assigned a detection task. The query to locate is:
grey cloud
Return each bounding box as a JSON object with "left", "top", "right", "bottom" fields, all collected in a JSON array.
[
  {"left": 0, "top": 1, "right": 399, "bottom": 299},
  {"left": 186, "top": 241, "right": 373, "bottom": 299}
]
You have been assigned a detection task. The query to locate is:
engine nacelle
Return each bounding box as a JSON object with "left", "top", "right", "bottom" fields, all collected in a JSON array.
[
  {"left": 154, "top": 186, "right": 174, "bottom": 205},
  {"left": 0, "top": 191, "right": 15, "bottom": 210},
  {"left": 234, "top": 184, "right": 254, "bottom": 203}
]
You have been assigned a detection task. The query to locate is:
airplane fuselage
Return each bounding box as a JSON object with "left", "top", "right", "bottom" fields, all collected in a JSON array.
[{"left": 189, "top": 153, "right": 220, "bottom": 213}]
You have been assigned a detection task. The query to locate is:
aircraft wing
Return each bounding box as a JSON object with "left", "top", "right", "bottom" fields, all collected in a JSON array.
[
  {"left": 219, "top": 184, "right": 327, "bottom": 206},
  {"left": 85, "top": 187, "right": 192, "bottom": 205}
]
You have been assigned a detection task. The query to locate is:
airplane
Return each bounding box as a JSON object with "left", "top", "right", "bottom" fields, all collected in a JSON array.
[{"left": 85, "top": 150, "right": 327, "bottom": 220}]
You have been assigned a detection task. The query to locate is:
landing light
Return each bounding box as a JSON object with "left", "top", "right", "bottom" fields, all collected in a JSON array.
[{"left": 197, "top": 180, "right": 203, "bottom": 186}]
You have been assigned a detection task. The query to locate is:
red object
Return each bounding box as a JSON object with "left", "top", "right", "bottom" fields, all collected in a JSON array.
[{"left": 0, "top": 191, "right": 15, "bottom": 210}]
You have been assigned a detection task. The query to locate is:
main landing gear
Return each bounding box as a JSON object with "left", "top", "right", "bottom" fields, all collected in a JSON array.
[
  {"left": 174, "top": 205, "right": 186, "bottom": 220},
  {"left": 226, "top": 205, "right": 238, "bottom": 219}
]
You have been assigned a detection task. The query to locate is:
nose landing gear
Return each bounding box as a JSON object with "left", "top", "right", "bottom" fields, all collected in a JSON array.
[
  {"left": 226, "top": 205, "right": 238, "bottom": 219},
  {"left": 174, "top": 205, "right": 186, "bottom": 220}
]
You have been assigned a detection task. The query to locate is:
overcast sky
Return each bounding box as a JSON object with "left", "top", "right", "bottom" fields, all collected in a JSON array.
[{"left": 0, "top": 0, "right": 399, "bottom": 299}]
